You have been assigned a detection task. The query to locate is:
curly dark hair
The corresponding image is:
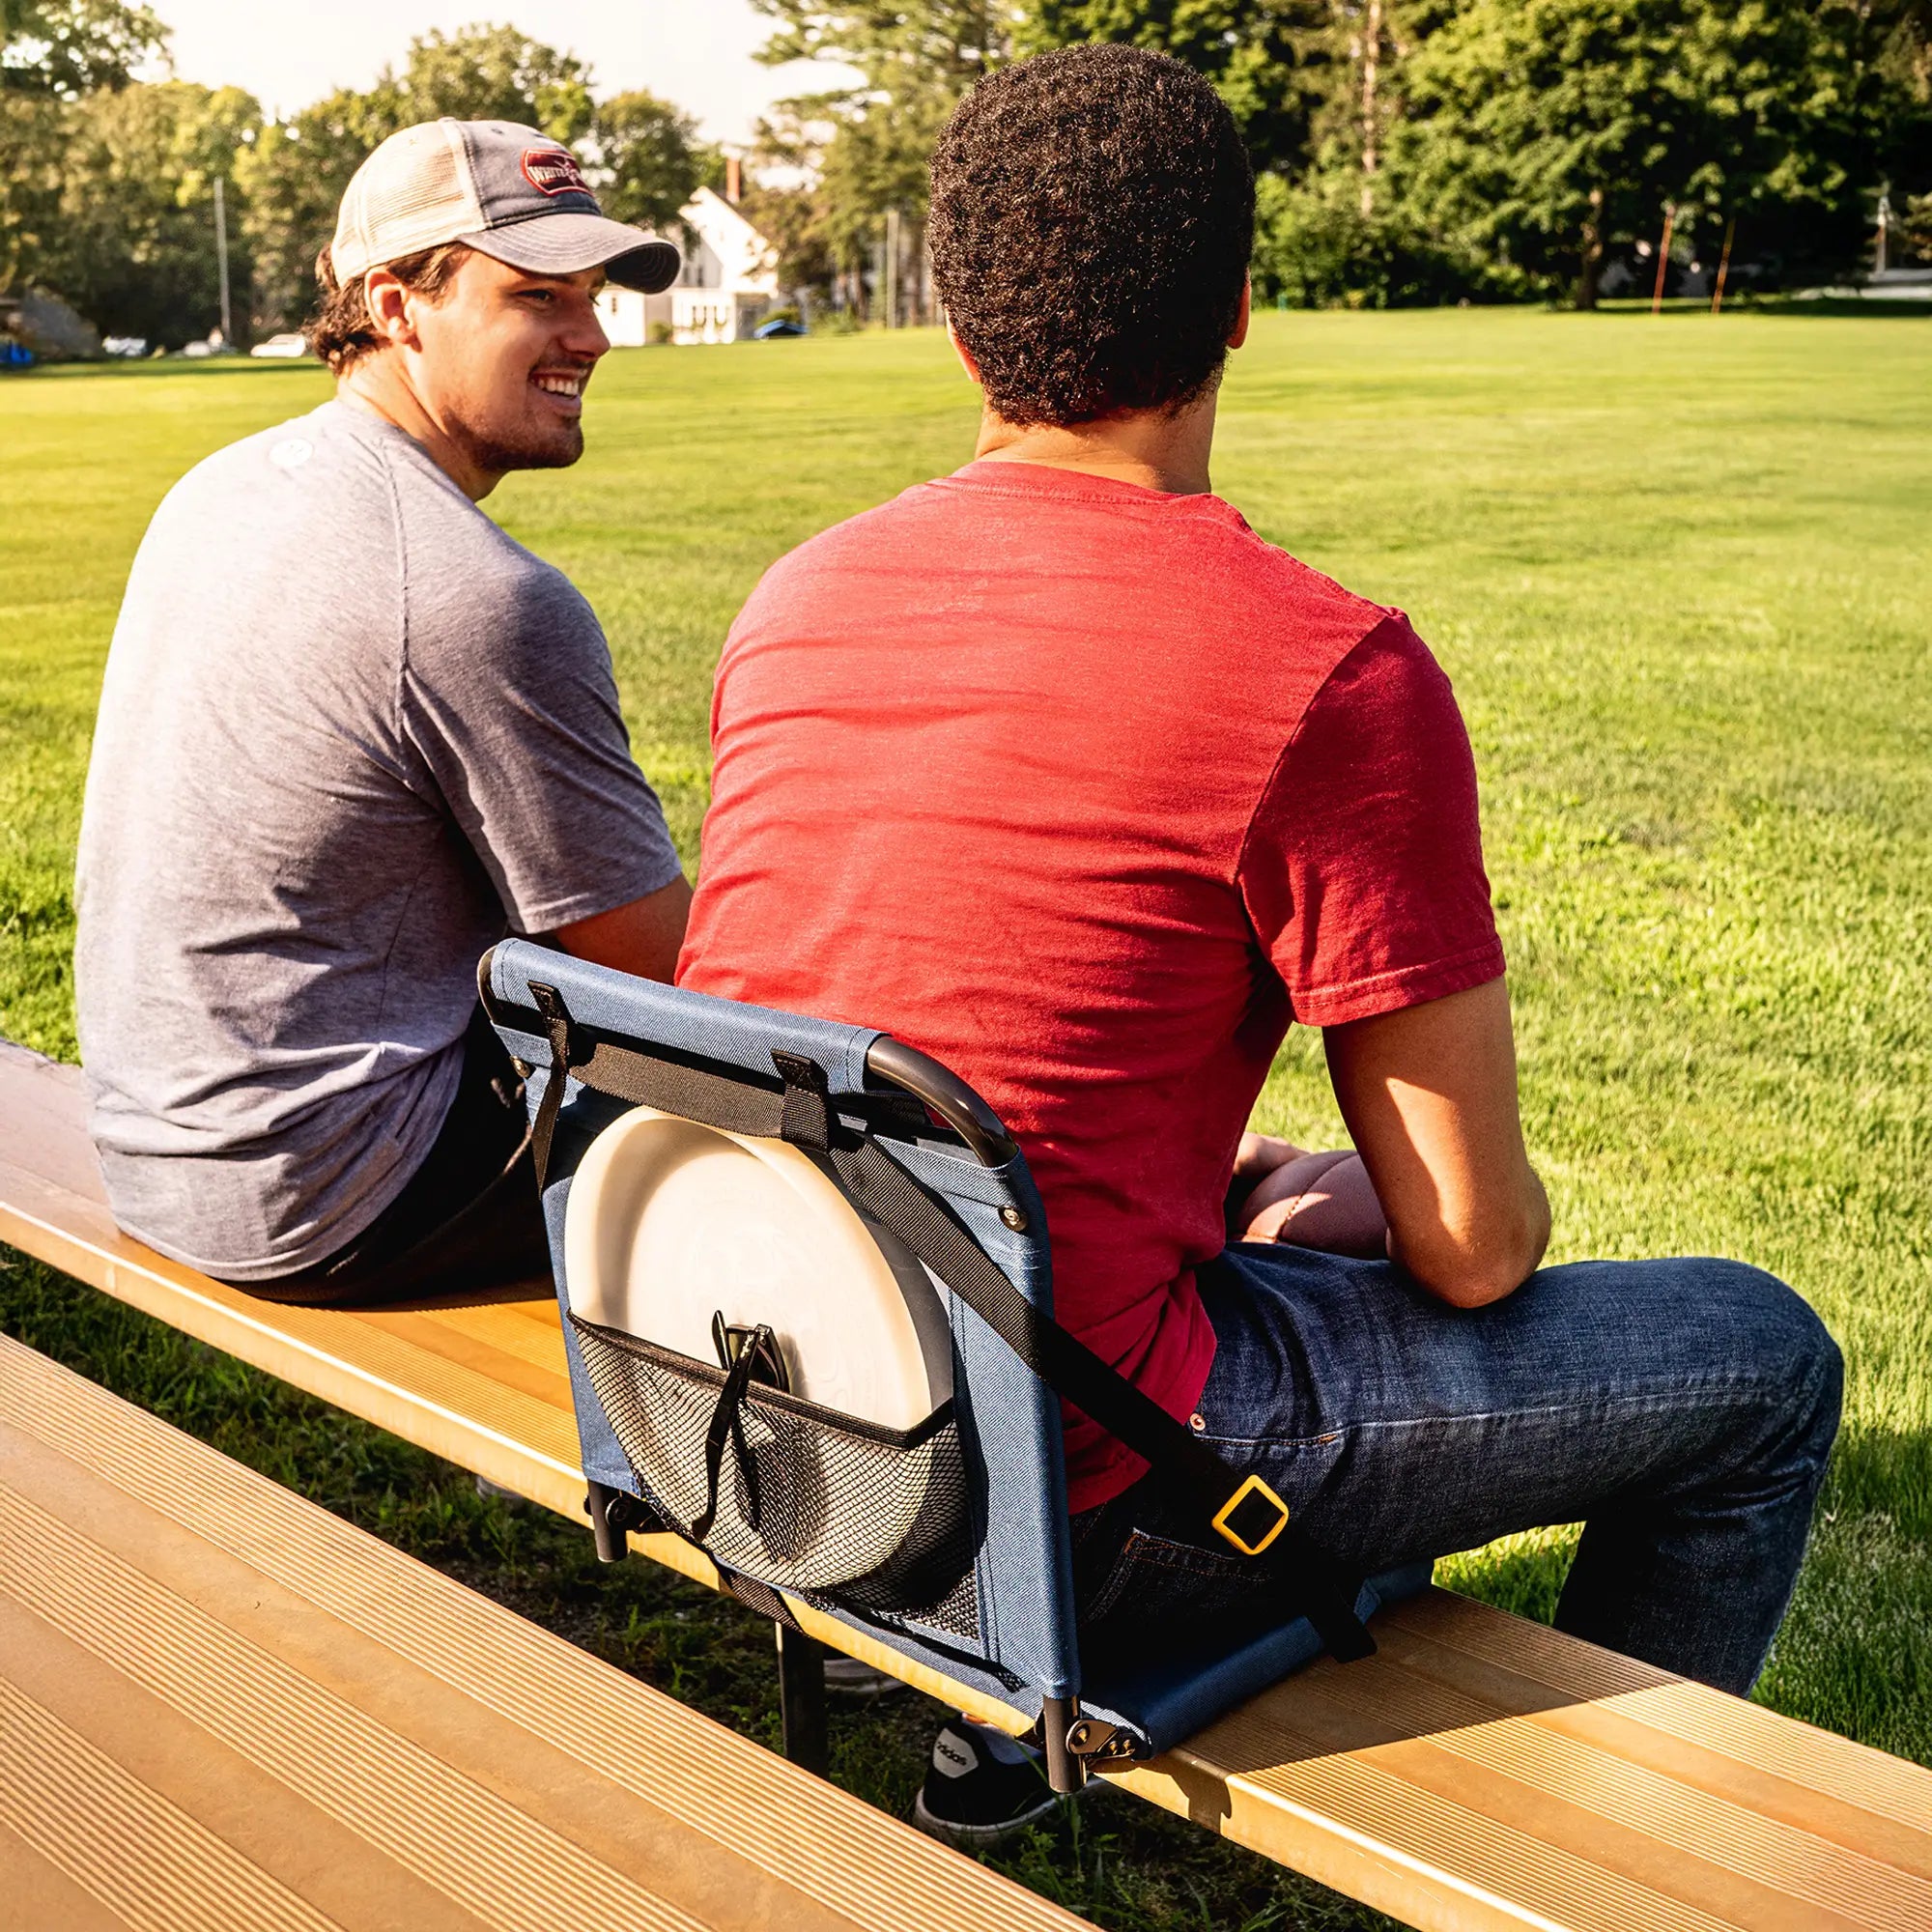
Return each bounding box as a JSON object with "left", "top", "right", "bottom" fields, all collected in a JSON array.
[
  {"left": 308, "top": 242, "right": 469, "bottom": 374},
  {"left": 929, "top": 44, "right": 1254, "bottom": 427}
]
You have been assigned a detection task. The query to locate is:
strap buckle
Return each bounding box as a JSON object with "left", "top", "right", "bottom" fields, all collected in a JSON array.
[{"left": 1210, "top": 1472, "right": 1292, "bottom": 1557}]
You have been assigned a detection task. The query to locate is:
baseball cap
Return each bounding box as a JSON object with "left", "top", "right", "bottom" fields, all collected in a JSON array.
[{"left": 329, "top": 119, "right": 681, "bottom": 294}]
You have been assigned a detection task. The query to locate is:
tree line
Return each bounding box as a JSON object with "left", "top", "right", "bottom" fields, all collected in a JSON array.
[
  {"left": 3, "top": 0, "right": 1928, "bottom": 349},
  {"left": 749, "top": 0, "right": 1932, "bottom": 313},
  {"left": 0, "top": 3, "right": 711, "bottom": 347}
]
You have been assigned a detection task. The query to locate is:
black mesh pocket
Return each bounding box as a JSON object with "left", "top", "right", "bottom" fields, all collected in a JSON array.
[{"left": 570, "top": 1313, "right": 979, "bottom": 1630}]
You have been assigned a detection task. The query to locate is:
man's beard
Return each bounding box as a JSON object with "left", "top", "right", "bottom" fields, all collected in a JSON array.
[
  {"left": 446, "top": 383, "right": 583, "bottom": 473},
  {"left": 464, "top": 418, "right": 585, "bottom": 473}
]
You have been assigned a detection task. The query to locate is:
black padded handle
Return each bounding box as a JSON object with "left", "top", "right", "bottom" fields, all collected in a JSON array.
[{"left": 865, "top": 1035, "right": 1017, "bottom": 1170}]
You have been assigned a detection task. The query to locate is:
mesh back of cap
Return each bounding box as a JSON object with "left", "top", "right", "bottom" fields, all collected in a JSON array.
[{"left": 332, "top": 122, "right": 484, "bottom": 277}]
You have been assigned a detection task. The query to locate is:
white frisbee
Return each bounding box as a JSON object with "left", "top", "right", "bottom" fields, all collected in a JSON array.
[{"left": 562, "top": 1104, "right": 952, "bottom": 1429}]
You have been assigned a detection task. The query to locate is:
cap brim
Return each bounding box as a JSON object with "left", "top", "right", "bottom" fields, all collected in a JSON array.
[{"left": 460, "top": 213, "right": 681, "bottom": 294}]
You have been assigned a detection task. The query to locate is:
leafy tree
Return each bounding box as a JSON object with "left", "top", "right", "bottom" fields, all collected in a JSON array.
[
  {"left": 0, "top": 93, "right": 66, "bottom": 292},
  {"left": 237, "top": 23, "right": 599, "bottom": 334},
  {"left": 591, "top": 89, "right": 706, "bottom": 232},
  {"left": 1903, "top": 192, "right": 1932, "bottom": 257},
  {"left": 751, "top": 2, "right": 1009, "bottom": 308},
  {"left": 1, "top": 0, "right": 165, "bottom": 98},
  {"left": 1, "top": 0, "right": 169, "bottom": 300},
  {"left": 1019, "top": 0, "right": 1343, "bottom": 177},
  {"left": 234, "top": 83, "right": 404, "bottom": 335},
  {"left": 389, "top": 22, "right": 594, "bottom": 142},
  {"left": 1395, "top": 0, "right": 1890, "bottom": 306},
  {"left": 1252, "top": 163, "right": 1486, "bottom": 306},
  {"left": 50, "top": 79, "right": 260, "bottom": 342},
  {"left": 1869, "top": 0, "right": 1932, "bottom": 223}
]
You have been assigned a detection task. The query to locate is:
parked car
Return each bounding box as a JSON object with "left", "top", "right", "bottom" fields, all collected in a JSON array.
[
  {"left": 753, "top": 316, "right": 808, "bottom": 339},
  {"left": 251, "top": 332, "right": 310, "bottom": 359}
]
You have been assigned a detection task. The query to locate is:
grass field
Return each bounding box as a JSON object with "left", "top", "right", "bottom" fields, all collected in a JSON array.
[{"left": 3, "top": 308, "right": 1930, "bottom": 1929}]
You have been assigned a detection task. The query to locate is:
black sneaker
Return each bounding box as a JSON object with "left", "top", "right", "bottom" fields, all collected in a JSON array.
[{"left": 910, "top": 1719, "right": 1069, "bottom": 1847}]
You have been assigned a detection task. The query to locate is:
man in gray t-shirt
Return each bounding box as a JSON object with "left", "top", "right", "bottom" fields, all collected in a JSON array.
[{"left": 74, "top": 118, "right": 689, "bottom": 1294}]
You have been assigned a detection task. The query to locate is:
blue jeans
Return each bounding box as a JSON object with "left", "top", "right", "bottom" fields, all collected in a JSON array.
[{"left": 1070, "top": 1244, "right": 1841, "bottom": 1695}]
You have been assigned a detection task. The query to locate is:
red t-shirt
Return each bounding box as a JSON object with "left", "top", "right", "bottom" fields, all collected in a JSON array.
[{"left": 678, "top": 462, "right": 1503, "bottom": 1511}]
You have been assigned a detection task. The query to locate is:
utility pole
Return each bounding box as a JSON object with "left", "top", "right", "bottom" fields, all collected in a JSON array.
[
  {"left": 213, "top": 175, "right": 233, "bottom": 346},
  {"left": 1360, "top": 0, "right": 1382, "bottom": 218},
  {"left": 883, "top": 207, "right": 900, "bottom": 329}
]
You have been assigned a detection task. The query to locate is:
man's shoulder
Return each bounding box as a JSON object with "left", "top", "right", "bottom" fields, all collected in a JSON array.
[
  {"left": 126, "top": 407, "right": 408, "bottom": 624},
  {"left": 151, "top": 405, "right": 362, "bottom": 515},
  {"left": 396, "top": 497, "right": 598, "bottom": 676},
  {"left": 1222, "top": 524, "right": 1397, "bottom": 634},
  {"left": 751, "top": 484, "right": 938, "bottom": 582},
  {"left": 744, "top": 470, "right": 1387, "bottom": 625}
]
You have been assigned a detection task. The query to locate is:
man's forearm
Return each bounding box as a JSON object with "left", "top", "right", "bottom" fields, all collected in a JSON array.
[
  {"left": 1323, "top": 979, "right": 1550, "bottom": 1309},
  {"left": 554, "top": 873, "right": 693, "bottom": 983},
  {"left": 1384, "top": 1163, "right": 1550, "bottom": 1308}
]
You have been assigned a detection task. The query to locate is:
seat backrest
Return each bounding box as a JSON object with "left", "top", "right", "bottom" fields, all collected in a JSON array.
[{"left": 484, "top": 938, "right": 1082, "bottom": 1722}]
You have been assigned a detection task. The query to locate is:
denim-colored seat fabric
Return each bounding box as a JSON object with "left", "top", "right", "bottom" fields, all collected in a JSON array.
[{"left": 487, "top": 938, "right": 1419, "bottom": 1758}]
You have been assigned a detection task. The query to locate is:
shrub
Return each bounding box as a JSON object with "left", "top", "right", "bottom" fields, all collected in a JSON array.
[{"left": 1251, "top": 172, "right": 1503, "bottom": 309}]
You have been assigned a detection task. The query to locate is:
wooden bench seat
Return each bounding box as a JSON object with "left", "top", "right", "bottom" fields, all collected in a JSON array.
[
  {"left": 5, "top": 1037, "right": 1930, "bottom": 1932},
  {"left": 0, "top": 1330, "right": 1091, "bottom": 1932}
]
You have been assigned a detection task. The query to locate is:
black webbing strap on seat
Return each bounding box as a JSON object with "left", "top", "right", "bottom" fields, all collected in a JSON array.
[{"left": 511, "top": 983, "right": 1373, "bottom": 1662}]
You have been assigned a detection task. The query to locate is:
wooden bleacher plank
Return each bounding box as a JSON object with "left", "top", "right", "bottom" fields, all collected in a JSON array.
[
  {"left": 0, "top": 1671, "right": 353, "bottom": 1932},
  {"left": 6, "top": 1038, "right": 1932, "bottom": 1932},
  {"left": 1375, "top": 1602, "right": 1932, "bottom": 1870},
  {"left": 0, "top": 1335, "right": 1093, "bottom": 1932},
  {"left": 0, "top": 1607, "right": 493, "bottom": 1932},
  {"left": 0, "top": 1821, "right": 140, "bottom": 1932}
]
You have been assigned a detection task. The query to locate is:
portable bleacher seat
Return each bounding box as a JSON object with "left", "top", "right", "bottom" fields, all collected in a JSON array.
[{"left": 482, "top": 939, "right": 1429, "bottom": 1789}]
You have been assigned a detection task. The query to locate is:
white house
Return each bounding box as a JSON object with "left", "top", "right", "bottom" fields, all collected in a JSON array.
[{"left": 597, "top": 184, "right": 781, "bottom": 347}]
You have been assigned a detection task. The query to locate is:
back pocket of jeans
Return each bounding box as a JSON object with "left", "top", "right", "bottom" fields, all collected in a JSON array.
[{"left": 1083, "top": 1525, "right": 1264, "bottom": 1630}]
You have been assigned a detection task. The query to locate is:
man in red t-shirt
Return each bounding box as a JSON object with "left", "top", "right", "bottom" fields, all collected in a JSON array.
[{"left": 679, "top": 45, "right": 1838, "bottom": 1844}]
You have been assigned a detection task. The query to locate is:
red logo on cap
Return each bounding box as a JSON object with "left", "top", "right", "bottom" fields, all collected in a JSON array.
[{"left": 522, "top": 148, "right": 589, "bottom": 197}]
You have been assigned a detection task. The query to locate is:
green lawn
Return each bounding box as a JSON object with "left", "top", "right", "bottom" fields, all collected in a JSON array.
[{"left": 4, "top": 308, "right": 1930, "bottom": 1929}]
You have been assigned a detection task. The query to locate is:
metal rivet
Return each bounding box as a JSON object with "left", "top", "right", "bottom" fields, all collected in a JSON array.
[
  {"left": 1000, "top": 1205, "right": 1028, "bottom": 1232},
  {"left": 1189, "top": 1412, "right": 1207, "bottom": 1433}
]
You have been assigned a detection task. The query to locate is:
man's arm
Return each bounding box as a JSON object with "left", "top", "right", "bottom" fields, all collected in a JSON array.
[
  {"left": 1323, "top": 977, "right": 1548, "bottom": 1308},
  {"left": 554, "top": 873, "right": 693, "bottom": 983}
]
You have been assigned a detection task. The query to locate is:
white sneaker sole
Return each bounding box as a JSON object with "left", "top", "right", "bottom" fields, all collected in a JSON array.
[
  {"left": 820, "top": 1658, "right": 908, "bottom": 1704},
  {"left": 909, "top": 1783, "right": 1069, "bottom": 1849}
]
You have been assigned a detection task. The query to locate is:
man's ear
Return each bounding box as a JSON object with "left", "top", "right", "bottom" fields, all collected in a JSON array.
[
  {"left": 947, "top": 320, "right": 983, "bottom": 387},
  {"left": 1228, "top": 276, "right": 1251, "bottom": 352},
  {"left": 362, "top": 267, "right": 424, "bottom": 352}
]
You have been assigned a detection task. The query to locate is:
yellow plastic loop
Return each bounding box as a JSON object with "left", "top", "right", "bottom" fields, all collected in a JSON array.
[{"left": 1210, "top": 1472, "right": 1291, "bottom": 1557}]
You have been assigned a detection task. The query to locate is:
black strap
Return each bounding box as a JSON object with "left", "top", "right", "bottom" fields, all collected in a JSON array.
[
  {"left": 525, "top": 983, "right": 803, "bottom": 1188},
  {"left": 526, "top": 982, "right": 577, "bottom": 1187},
  {"left": 509, "top": 988, "right": 1372, "bottom": 1660},
  {"left": 717, "top": 1569, "right": 800, "bottom": 1627},
  {"left": 692, "top": 1333, "right": 768, "bottom": 1543},
  {"left": 826, "top": 1127, "right": 1372, "bottom": 1661}
]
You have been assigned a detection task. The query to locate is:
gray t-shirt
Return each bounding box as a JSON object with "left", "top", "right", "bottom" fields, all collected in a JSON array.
[{"left": 74, "top": 400, "right": 682, "bottom": 1280}]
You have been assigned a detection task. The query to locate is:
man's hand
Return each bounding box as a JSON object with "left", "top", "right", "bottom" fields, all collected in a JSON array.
[
  {"left": 1322, "top": 977, "right": 1549, "bottom": 1308},
  {"left": 554, "top": 874, "right": 693, "bottom": 983}
]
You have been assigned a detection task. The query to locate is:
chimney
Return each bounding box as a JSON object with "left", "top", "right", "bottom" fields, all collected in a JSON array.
[{"left": 725, "top": 156, "right": 742, "bottom": 205}]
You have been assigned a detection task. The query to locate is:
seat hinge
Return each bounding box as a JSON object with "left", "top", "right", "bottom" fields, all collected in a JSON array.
[{"left": 1064, "top": 1715, "right": 1141, "bottom": 1766}]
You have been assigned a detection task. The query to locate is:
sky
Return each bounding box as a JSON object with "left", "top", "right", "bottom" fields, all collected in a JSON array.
[{"left": 155, "top": 0, "right": 837, "bottom": 141}]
